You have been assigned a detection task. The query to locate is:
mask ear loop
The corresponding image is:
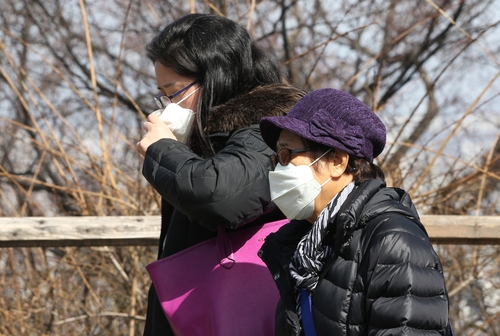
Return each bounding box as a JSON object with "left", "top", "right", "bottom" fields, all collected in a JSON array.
[
  {"left": 309, "top": 148, "right": 334, "bottom": 187},
  {"left": 177, "top": 86, "right": 200, "bottom": 105},
  {"left": 308, "top": 148, "right": 333, "bottom": 167},
  {"left": 319, "top": 176, "right": 332, "bottom": 188}
]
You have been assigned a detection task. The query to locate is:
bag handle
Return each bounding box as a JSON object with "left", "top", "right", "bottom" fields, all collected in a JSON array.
[
  {"left": 300, "top": 289, "right": 318, "bottom": 336},
  {"left": 217, "top": 228, "right": 235, "bottom": 269}
]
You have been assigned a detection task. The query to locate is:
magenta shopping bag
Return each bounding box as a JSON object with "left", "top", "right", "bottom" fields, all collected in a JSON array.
[{"left": 146, "top": 219, "right": 289, "bottom": 336}]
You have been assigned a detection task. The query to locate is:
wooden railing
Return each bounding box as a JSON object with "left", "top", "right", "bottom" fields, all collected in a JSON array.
[{"left": 0, "top": 215, "right": 499, "bottom": 247}]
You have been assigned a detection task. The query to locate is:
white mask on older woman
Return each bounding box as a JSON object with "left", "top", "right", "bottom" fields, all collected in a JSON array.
[{"left": 269, "top": 149, "right": 332, "bottom": 220}]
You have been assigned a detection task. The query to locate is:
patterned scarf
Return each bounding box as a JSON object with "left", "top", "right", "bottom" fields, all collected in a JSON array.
[{"left": 289, "top": 182, "right": 355, "bottom": 315}]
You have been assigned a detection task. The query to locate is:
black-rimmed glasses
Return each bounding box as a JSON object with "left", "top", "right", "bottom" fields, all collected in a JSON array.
[
  {"left": 154, "top": 81, "right": 197, "bottom": 109},
  {"left": 270, "top": 147, "right": 312, "bottom": 168}
]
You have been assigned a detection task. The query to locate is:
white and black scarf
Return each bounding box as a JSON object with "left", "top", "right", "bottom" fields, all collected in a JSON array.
[{"left": 289, "top": 182, "right": 355, "bottom": 315}]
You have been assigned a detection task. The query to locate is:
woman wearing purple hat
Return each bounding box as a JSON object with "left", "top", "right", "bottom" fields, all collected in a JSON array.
[{"left": 258, "top": 88, "right": 452, "bottom": 336}]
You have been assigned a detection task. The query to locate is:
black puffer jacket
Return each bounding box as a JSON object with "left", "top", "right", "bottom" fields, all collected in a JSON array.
[
  {"left": 260, "top": 178, "right": 451, "bottom": 336},
  {"left": 142, "top": 84, "right": 304, "bottom": 336}
]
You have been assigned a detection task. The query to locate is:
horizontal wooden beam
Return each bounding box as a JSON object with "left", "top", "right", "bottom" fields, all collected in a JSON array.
[
  {"left": 421, "top": 215, "right": 500, "bottom": 245},
  {"left": 0, "top": 215, "right": 498, "bottom": 247},
  {"left": 0, "top": 216, "right": 161, "bottom": 247}
]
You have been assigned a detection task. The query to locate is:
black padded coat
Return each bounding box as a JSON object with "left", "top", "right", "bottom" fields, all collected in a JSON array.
[
  {"left": 259, "top": 178, "right": 451, "bottom": 336},
  {"left": 142, "top": 84, "right": 303, "bottom": 336}
]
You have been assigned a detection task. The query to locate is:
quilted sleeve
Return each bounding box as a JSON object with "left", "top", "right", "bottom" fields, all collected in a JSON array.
[
  {"left": 142, "top": 125, "right": 276, "bottom": 231},
  {"left": 364, "top": 215, "right": 450, "bottom": 335}
]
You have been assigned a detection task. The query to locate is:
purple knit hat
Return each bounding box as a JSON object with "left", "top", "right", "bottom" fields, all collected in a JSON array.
[{"left": 260, "top": 88, "right": 386, "bottom": 162}]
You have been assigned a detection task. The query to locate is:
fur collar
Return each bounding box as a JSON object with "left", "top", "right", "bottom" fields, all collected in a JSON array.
[{"left": 204, "top": 83, "right": 305, "bottom": 134}]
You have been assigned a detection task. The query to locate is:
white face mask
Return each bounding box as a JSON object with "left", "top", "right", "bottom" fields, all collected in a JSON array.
[
  {"left": 151, "top": 87, "right": 200, "bottom": 144},
  {"left": 269, "top": 149, "right": 332, "bottom": 220}
]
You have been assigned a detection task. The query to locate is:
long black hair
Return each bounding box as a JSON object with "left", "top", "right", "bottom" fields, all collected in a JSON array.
[{"left": 146, "top": 14, "right": 282, "bottom": 149}]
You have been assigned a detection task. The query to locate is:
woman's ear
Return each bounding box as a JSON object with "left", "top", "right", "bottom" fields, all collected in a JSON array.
[{"left": 329, "top": 150, "right": 349, "bottom": 178}]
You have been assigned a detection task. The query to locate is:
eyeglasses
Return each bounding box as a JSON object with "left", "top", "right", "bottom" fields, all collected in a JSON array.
[
  {"left": 154, "top": 81, "right": 197, "bottom": 109},
  {"left": 270, "top": 147, "right": 312, "bottom": 168}
]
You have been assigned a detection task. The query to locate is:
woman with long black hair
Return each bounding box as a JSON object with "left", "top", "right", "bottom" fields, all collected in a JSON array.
[{"left": 137, "top": 13, "right": 305, "bottom": 336}]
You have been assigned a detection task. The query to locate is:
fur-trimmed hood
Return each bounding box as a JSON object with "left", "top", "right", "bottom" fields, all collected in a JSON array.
[{"left": 205, "top": 83, "right": 305, "bottom": 134}]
